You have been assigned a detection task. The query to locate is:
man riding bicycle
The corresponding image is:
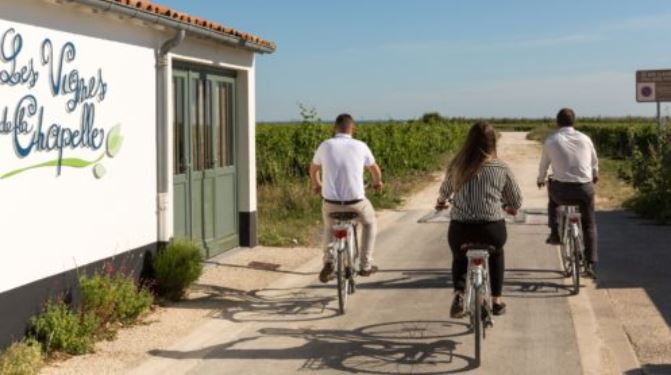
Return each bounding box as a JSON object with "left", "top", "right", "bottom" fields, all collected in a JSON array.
[
  {"left": 309, "top": 114, "right": 383, "bottom": 283},
  {"left": 537, "top": 108, "right": 599, "bottom": 279}
]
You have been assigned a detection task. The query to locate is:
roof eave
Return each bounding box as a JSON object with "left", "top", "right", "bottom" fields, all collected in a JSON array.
[{"left": 67, "top": 0, "right": 276, "bottom": 54}]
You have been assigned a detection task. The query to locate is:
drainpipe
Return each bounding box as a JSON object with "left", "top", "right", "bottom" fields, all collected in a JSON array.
[{"left": 156, "top": 29, "right": 185, "bottom": 244}]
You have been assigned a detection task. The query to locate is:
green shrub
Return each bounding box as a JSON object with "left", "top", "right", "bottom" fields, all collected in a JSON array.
[
  {"left": 624, "top": 136, "right": 671, "bottom": 222},
  {"left": 0, "top": 338, "right": 44, "bottom": 375},
  {"left": 29, "top": 302, "right": 98, "bottom": 355},
  {"left": 579, "top": 123, "right": 657, "bottom": 159},
  {"left": 79, "top": 271, "right": 153, "bottom": 332},
  {"left": 419, "top": 112, "right": 447, "bottom": 123},
  {"left": 153, "top": 240, "right": 204, "bottom": 301}
]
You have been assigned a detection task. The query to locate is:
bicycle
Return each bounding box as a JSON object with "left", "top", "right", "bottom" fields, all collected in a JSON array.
[
  {"left": 557, "top": 205, "right": 584, "bottom": 295},
  {"left": 462, "top": 243, "right": 495, "bottom": 367},
  {"left": 328, "top": 212, "right": 360, "bottom": 315}
]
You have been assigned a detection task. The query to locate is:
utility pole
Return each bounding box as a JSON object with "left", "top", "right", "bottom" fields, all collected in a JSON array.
[{"left": 657, "top": 101, "right": 662, "bottom": 133}]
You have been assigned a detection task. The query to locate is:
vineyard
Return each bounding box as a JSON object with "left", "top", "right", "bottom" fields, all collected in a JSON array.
[
  {"left": 256, "top": 119, "right": 469, "bottom": 245},
  {"left": 257, "top": 121, "right": 469, "bottom": 184},
  {"left": 256, "top": 116, "right": 668, "bottom": 246}
]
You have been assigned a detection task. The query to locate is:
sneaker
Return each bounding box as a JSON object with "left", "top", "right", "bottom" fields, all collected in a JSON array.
[
  {"left": 450, "top": 293, "right": 465, "bottom": 319},
  {"left": 493, "top": 302, "right": 507, "bottom": 316},
  {"left": 584, "top": 263, "right": 597, "bottom": 280},
  {"left": 545, "top": 233, "right": 561, "bottom": 245},
  {"left": 358, "top": 265, "right": 379, "bottom": 277},
  {"left": 319, "top": 263, "right": 334, "bottom": 283}
]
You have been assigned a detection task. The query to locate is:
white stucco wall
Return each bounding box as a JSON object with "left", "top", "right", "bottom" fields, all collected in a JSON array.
[
  {"left": 0, "top": 1, "right": 159, "bottom": 293},
  {"left": 0, "top": 0, "right": 260, "bottom": 293}
]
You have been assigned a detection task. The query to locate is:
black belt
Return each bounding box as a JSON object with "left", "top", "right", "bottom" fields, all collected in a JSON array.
[
  {"left": 550, "top": 179, "right": 591, "bottom": 186},
  {"left": 323, "top": 198, "right": 363, "bottom": 206}
]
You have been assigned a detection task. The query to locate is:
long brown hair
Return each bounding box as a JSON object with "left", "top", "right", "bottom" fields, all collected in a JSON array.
[{"left": 446, "top": 121, "right": 498, "bottom": 192}]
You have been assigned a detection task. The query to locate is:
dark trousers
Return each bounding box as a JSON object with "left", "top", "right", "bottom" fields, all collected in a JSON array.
[
  {"left": 448, "top": 220, "right": 506, "bottom": 296},
  {"left": 548, "top": 180, "right": 598, "bottom": 263}
]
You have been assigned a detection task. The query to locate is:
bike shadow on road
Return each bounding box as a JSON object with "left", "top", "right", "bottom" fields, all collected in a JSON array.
[
  {"left": 169, "top": 283, "right": 341, "bottom": 323},
  {"left": 148, "top": 320, "right": 480, "bottom": 374},
  {"left": 308, "top": 268, "right": 454, "bottom": 291},
  {"left": 503, "top": 268, "right": 575, "bottom": 299},
  {"left": 169, "top": 266, "right": 575, "bottom": 325},
  {"left": 306, "top": 267, "right": 574, "bottom": 300}
]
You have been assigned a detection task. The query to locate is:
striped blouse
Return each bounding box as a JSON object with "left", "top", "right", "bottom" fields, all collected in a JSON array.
[{"left": 438, "top": 159, "right": 523, "bottom": 222}]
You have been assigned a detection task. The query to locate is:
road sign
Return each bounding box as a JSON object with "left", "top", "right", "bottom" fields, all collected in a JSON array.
[{"left": 636, "top": 69, "right": 671, "bottom": 102}]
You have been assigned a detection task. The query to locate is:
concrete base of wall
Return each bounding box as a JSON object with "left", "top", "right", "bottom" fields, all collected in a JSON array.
[
  {"left": 0, "top": 242, "right": 159, "bottom": 349},
  {"left": 239, "top": 211, "right": 257, "bottom": 248}
]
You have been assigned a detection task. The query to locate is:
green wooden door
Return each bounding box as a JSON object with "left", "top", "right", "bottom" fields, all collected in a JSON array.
[{"left": 173, "top": 69, "right": 238, "bottom": 257}]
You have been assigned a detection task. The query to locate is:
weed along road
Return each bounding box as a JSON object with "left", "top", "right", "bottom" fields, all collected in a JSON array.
[{"left": 131, "top": 133, "right": 641, "bottom": 375}]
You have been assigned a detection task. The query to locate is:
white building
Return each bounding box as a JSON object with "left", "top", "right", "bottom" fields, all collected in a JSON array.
[{"left": 0, "top": 0, "right": 275, "bottom": 347}]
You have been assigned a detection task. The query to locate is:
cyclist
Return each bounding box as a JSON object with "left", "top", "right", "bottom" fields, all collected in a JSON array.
[
  {"left": 436, "top": 121, "right": 522, "bottom": 318},
  {"left": 537, "top": 108, "right": 599, "bottom": 279},
  {"left": 309, "top": 113, "right": 383, "bottom": 283}
]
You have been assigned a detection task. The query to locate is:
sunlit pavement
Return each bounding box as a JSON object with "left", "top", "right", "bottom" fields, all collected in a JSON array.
[{"left": 129, "top": 133, "right": 662, "bottom": 374}]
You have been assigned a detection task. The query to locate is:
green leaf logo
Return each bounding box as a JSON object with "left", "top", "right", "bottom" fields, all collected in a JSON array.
[
  {"left": 106, "top": 124, "right": 123, "bottom": 158},
  {"left": 93, "top": 164, "right": 106, "bottom": 179}
]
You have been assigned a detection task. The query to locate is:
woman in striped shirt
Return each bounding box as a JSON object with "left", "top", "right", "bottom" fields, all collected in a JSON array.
[{"left": 436, "top": 121, "right": 523, "bottom": 318}]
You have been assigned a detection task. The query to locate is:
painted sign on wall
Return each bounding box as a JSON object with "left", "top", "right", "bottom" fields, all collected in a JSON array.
[{"left": 0, "top": 27, "right": 123, "bottom": 179}]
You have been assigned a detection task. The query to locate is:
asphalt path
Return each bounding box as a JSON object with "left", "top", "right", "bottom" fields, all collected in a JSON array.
[{"left": 131, "top": 133, "right": 598, "bottom": 374}]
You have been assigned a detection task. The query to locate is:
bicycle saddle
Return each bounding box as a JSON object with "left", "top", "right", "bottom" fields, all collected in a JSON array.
[
  {"left": 329, "top": 212, "right": 359, "bottom": 221},
  {"left": 461, "top": 243, "right": 497, "bottom": 252}
]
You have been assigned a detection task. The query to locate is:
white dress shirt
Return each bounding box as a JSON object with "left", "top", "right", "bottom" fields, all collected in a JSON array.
[
  {"left": 538, "top": 127, "right": 599, "bottom": 184},
  {"left": 312, "top": 133, "right": 376, "bottom": 201}
]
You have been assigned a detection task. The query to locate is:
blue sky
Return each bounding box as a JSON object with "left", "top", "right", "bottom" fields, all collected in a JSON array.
[{"left": 160, "top": 0, "right": 671, "bottom": 121}]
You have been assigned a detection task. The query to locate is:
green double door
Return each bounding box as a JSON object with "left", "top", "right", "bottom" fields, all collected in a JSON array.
[{"left": 172, "top": 69, "right": 238, "bottom": 257}]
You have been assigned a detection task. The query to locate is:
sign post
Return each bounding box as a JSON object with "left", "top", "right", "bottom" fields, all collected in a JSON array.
[{"left": 636, "top": 69, "right": 671, "bottom": 134}]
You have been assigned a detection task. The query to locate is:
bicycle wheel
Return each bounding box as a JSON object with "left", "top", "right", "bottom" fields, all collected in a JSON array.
[
  {"left": 349, "top": 226, "right": 358, "bottom": 294},
  {"left": 571, "top": 236, "right": 580, "bottom": 295},
  {"left": 577, "top": 232, "right": 585, "bottom": 273},
  {"left": 560, "top": 237, "right": 572, "bottom": 278},
  {"left": 474, "top": 285, "right": 482, "bottom": 367},
  {"left": 337, "top": 249, "right": 349, "bottom": 314}
]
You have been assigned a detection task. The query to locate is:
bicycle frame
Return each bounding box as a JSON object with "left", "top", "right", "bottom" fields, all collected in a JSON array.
[
  {"left": 464, "top": 250, "right": 493, "bottom": 323},
  {"left": 559, "top": 206, "right": 581, "bottom": 240},
  {"left": 463, "top": 249, "right": 493, "bottom": 367},
  {"left": 331, "top": 220, "right": 359, "bottom": 314},
  {"left": 332, "top": 221, "right": 358, "bottom": 267},
  {"left": 558, "top": 205, "right": 584, "bottom": 294},
  {"left": 559, "top": 207, "right": 584, "bottom": 259}
]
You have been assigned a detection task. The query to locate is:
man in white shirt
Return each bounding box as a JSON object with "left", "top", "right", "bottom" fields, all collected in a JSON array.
[
  {"left": 538, "top": 108, "right": 599, "bottom": 278},
  {"left": 309, "top": 114, "right": 383, "bottom": 283}
]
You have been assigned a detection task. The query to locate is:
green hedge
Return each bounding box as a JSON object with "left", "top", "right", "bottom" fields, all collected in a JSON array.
[
  {"left": 257, "top": 121, "right": 470, "bottom": 185},
  {"left": 578, "top": 122, "right": 658, "bottom": 159}
]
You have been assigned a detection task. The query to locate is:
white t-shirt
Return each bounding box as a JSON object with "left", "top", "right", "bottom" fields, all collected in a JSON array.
[
  {"left": 312, "top": 133, "right": 376, "bottom": 201},
  {"left": 537, "top": 127, "right": 599, "bottom": 184}
]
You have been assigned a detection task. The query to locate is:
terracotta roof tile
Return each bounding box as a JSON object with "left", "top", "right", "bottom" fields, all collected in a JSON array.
[{"left": 108, "top": 0, "right": 276, "bottom": 50}]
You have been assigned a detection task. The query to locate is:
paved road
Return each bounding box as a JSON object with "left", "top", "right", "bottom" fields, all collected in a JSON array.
[{"left": 130, "top": 133, "right": 636, "bottom": 375}]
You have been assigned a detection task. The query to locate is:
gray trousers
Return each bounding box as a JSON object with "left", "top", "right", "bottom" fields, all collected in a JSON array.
[
  {"left": 548, "top": 180, "right": 598, "bottom": 263},
  {"left": 322, "top": 199, "right": 377, "bottom": 269}
]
